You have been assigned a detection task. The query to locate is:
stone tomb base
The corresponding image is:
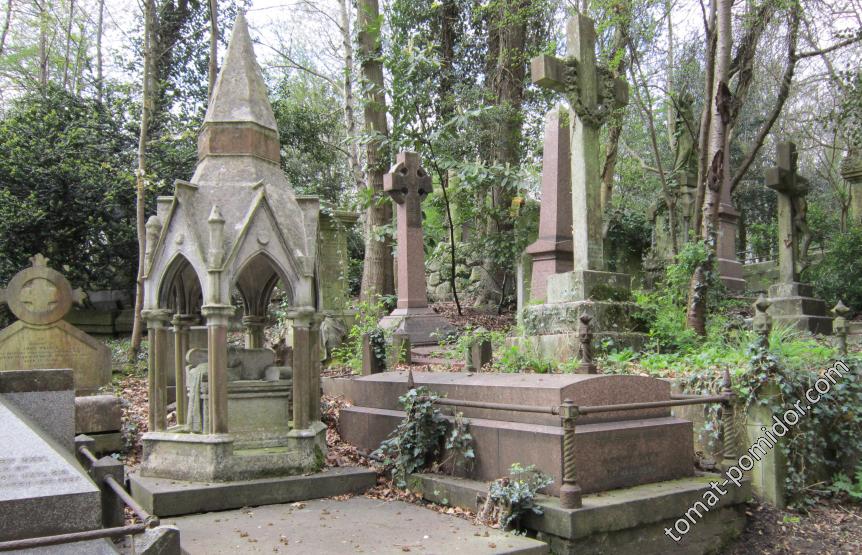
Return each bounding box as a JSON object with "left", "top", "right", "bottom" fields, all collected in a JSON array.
[
  {"left": 413, "top": 473, "right": 750, "bottom": 555},
  {"left": 130, "top": 466, "right": 377, "bottom": 517},
  {"left": 767, "top": 282, "right": 831, "bottom": 334},
  {"left": 137, "top": 424, "right": 326, "bottom": 483},
  {"left": 378, "top": 306, "right": 456, "bottom": 345},
  {"left": 324, "top": 372, "right": 694, "bottom": 495}
]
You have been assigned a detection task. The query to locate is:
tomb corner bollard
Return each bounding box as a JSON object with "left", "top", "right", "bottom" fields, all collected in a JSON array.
[
  {"left": 362, "top": 333, "right": 385, "bottom": 375},
  {"left": 90, "top": 456, "right": 126, "bottom": 528},
  {"left": 578, "top": 314, "right": 597, "bottom": 374},
  {"left": 74, "top": 434, "right": 96, "bottom": 468},
  {"left": 719, "top": 368, "right": 739, "bottom": 474},
  {"left": 559, "top": 398, "right": 582, "bottom": 509},
  {"left": 832, "top": 300, "right": 850, "bottom": 357}
]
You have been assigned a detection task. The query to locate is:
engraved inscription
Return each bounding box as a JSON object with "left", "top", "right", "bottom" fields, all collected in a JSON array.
[{"left": 0, "top": 456, "right": 84, "bottom": 489}]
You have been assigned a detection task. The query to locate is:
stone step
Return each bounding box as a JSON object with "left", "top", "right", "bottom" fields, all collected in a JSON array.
[
  {"left": 411, "top": 472, "right": 750, "bottom": 555},
  {"left": 339, "top": 405, "right": 693, "bottom": 496},
  {"left": 324, "top": 371, "right": 673, "bottom": 426},
  {"left": 129, "top": 466, "right": 377, "bottom": 517}
]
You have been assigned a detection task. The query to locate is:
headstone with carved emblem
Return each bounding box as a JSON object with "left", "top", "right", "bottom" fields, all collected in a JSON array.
[{"left": 0, "top": 255, "right": 111, "bottom": 394}]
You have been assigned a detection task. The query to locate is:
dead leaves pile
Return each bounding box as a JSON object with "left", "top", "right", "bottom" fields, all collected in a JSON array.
[{"left": 117, "top": 374, "right": 148, "bottom": 469}]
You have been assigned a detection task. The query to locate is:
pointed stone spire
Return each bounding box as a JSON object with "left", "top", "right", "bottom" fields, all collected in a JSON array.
[{"left": 198, "top": 12, "right": 280, "bottom": 164}]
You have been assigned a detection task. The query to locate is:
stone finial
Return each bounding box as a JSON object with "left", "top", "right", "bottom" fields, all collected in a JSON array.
[
  {"left": 832, "top": 300, "right": 850, "bottom": 356},
  {"left": 752, "top": 294, "right": 772, "bottom": 337},
  {"left": 199, "top": 12, "right": 280, "bottom": 163},
  {"left": 207, "top": 206, "right": 225, "bottom": 269},
  {"left": 578, "top": 313, "right": 597, "bottom": 374},
  {"left": 145, "top": 215, "right": 162, "bottom": 271}
]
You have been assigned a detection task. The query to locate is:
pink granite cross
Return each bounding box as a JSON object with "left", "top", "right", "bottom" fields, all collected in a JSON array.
[{"left": 384, "top": 152, "right": 433, "bottom": 309}]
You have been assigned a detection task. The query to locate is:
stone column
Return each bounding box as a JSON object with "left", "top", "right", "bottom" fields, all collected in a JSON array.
[
  {"left": 716, "top": 182, "right": 746, "bottom": 291},
  {"left": 143, "top": 309, "right": 172, "bottom": 432},
  {"left": 243, "top": 315, "right": 267, "bottom": 349},
  {"left": 202, "top": 304, "right": 234, "bottom": 434},
  {"left": 171, "top": 314, "right": 196, "bottom": 427},
  {"left": 290, "top": 308, "right": 321, "bottom": 430},
  {"left": 841, "top": 150, "right": 862, "bottom": 225}
]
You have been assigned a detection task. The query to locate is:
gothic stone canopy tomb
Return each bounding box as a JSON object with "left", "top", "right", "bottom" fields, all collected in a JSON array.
[{"left": 137, "top": 13, "right": 324, "bottom": 482}]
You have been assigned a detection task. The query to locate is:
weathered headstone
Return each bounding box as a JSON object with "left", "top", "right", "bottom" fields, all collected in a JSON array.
[
  {"left": 0, "top": 396, "right": 101, "bottom": 541},
  {"left": 517, "top": 15, "right": 646, "bottom": 361},
  {"left": 526, "top": 108, "right": 573, "bottom": 302},
  {"left": 378, "top": 152, "right": 455, "bottom": 345},
  {"left": 0, "top": 255, "right": 122, "bottom": 453},
  {"left": 465, "top": 336, "right": 492, "bottom": 372},
  {"left": 0, "top": 255, "right": 110, "bottom": 394},
  {"left": 764, "top": 142, "right": 830, "bottom": 333}
]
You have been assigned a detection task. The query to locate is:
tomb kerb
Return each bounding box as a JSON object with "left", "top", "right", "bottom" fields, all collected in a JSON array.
[
  {"left": 518, "top": 15, "right": 646, "bottom": 361},
  {"left": 763, "top": 142, "right": 830, "bottom": 334},
  {"left": 378, "top": 152, "right": 454, "bottom": 345},
  {"left": 133, "top": 13, "right": 325, "bottom": 484}
]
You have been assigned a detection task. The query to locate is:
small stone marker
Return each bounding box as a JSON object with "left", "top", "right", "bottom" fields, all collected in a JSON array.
[
  {"left": 526, "top": 108, "right": 573, "bottom": 302},
  {"left": 0, "top": 396, "right": 101, "bottom": 541},
  {"left": 0, "top": 254, "right": 111, "bottom": 394},
  {"left": 464, "top": 333, "right": 492, "bottom": 372},
  {"left": 763, "top": 143, "right": 831, "bottom": 333},
  {"left": 378, "top": 152, "right": 455, "bottom": 345},
  {"left": 361, "top": 333, "right": 385, "bottom": 375}
]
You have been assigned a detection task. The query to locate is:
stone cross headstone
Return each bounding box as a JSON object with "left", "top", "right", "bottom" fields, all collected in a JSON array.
[
  {"left": 378, "top": 152, "right": 455, "bottom": 344},
  {"left": 531, "top": 14, "right": 628, "bottom": 272},
  {"left": 385, "top": 152, "right": 433, "bottom": 309},
  {"left": 0, "top": 255, "right": 111, "bottom": 395},
  {"left": 765, "top": 142, "right": 810, "bottom": 284},
  {"left": 526, "top": 108, "right": 573, "bottom": 301}
]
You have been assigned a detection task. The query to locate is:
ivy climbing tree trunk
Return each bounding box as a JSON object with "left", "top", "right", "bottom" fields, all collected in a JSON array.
[
  {"left": 474, "top": 0, "right": 528, "bottom": 309},
  {"left": 130, "top": 0, "right": 156, "bottom": 357},
  {"left": 358, "top": 0, "right": 395, "bottom": 303}
]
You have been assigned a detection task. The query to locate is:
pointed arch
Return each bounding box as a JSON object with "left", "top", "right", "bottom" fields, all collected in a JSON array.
[
  {"left": 158, "top": 253, "right": 204, "bottom": 314},
  {"left": 233, "top": 250, "right": 294, "bottom": 316}
]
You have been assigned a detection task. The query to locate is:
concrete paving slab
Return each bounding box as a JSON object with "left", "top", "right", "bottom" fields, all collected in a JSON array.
[{"left": 169, "top": 495, "right": 548, "bottom": 555}]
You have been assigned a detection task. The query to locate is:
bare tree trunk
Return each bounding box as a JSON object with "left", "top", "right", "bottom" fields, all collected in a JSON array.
[
  {"left": 96, "top": 0, "right": 104, "bottom": 101},
  {"left": 62, "top": 0, "right": 74, "bottom": 90},
  {"left": 666, "top": 0, "right": 674, "bottom": 147},
  {"left": 0, "top": 0, "right": 13, "bottom": 57},
  {"left": 130, "top": 0, "right": 156, "bottom": 357},
  {"left": 208, "top": 0, "right": 217, "bottom": 99},
  {"left": 687, "top": 0, "right": 731, "bottom": 335},
  {"left": 339, "top": 0, "right": 363, "bottom": 193},
  {"left": 358, "top": 0, "right": 394, "bottom": 303},
  {"left": 37, "top": 0, "right": 49, "bottom": 86},
  {"left": 693, "top": 2, "right": 717, "bottom": 236}
]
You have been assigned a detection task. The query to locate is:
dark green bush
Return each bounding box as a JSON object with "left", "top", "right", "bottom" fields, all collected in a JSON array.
[{"left": 806, "top": 227, "right": 862, "bottom": 310}]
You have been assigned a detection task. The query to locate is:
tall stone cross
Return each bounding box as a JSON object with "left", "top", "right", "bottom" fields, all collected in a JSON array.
[
  {"left": 531, "top": 14, "right": 628, "bottom": 271},
  {"left": 384, "top": 151, "right": 433, "bottom": 309},
  {"left": 765, "top": 142, "right": 809, "bottom": 284}
]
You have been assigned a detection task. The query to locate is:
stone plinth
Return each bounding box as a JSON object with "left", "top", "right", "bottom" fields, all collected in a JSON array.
[
  {"left": 518, "top": 270, "right": 647, "bottom": 360},
  {"left": 200, "top": 379, "right": 293, "bottom": 447},
  {"left": 0, "top": 397, "right": 101, "bottom": 541},
  {"left": 378, "top": 306, "right": 454, "bottom": 346},
  {"left": 0, "top": 368, "right": 75, "bottom": 451},
  {"left": 325, "top": 372, "right": 694, "bottom": 495},
  {"left": 767, "top": 282, "right": 831, "bottom": 334}
]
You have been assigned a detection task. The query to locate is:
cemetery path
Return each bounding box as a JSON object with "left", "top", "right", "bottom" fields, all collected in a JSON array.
[
  {"left": 167, "top": 496, "right": 547, "bottom": 554},
  {"left": 724, "top": 500, "right": 862, "bottom": 554}
]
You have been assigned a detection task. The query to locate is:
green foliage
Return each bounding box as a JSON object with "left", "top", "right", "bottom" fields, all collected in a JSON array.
[
  {"left": 450, "top": 325, "right": 505, "bottom": 360},
  {"left": 494, "top": 343, "right": 555, "bottom": 374},
  {"left": 604, "top": 207, "right": 651, "bottom": 273},
  {"left": 443, "top": 412, "right": 475, "bottom": 474},
  {"left": 331, "top": 299, "right": 391, "bottom": 371},
  {"left": 806, "top": 227, "right": 862, "bottom": 310},
  {"left": 488, "top": 463, "right": 553, "bottom": 530},
  {"left": 0, "top": 86, "right": 138, "bottom": 288},
  {"left": 830, "top": 464, "right": 862, "bottom": 502},
  {"left": 373, "top": 387, "right": 449, "bottom": 487}
]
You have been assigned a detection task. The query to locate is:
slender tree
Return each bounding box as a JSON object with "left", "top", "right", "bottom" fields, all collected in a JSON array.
[
  {"left": 208, "top": 0, "right": 217, "bottom": 99},
  {"left": 130, "top": 0, "right": 156, "bottom": 357}
]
